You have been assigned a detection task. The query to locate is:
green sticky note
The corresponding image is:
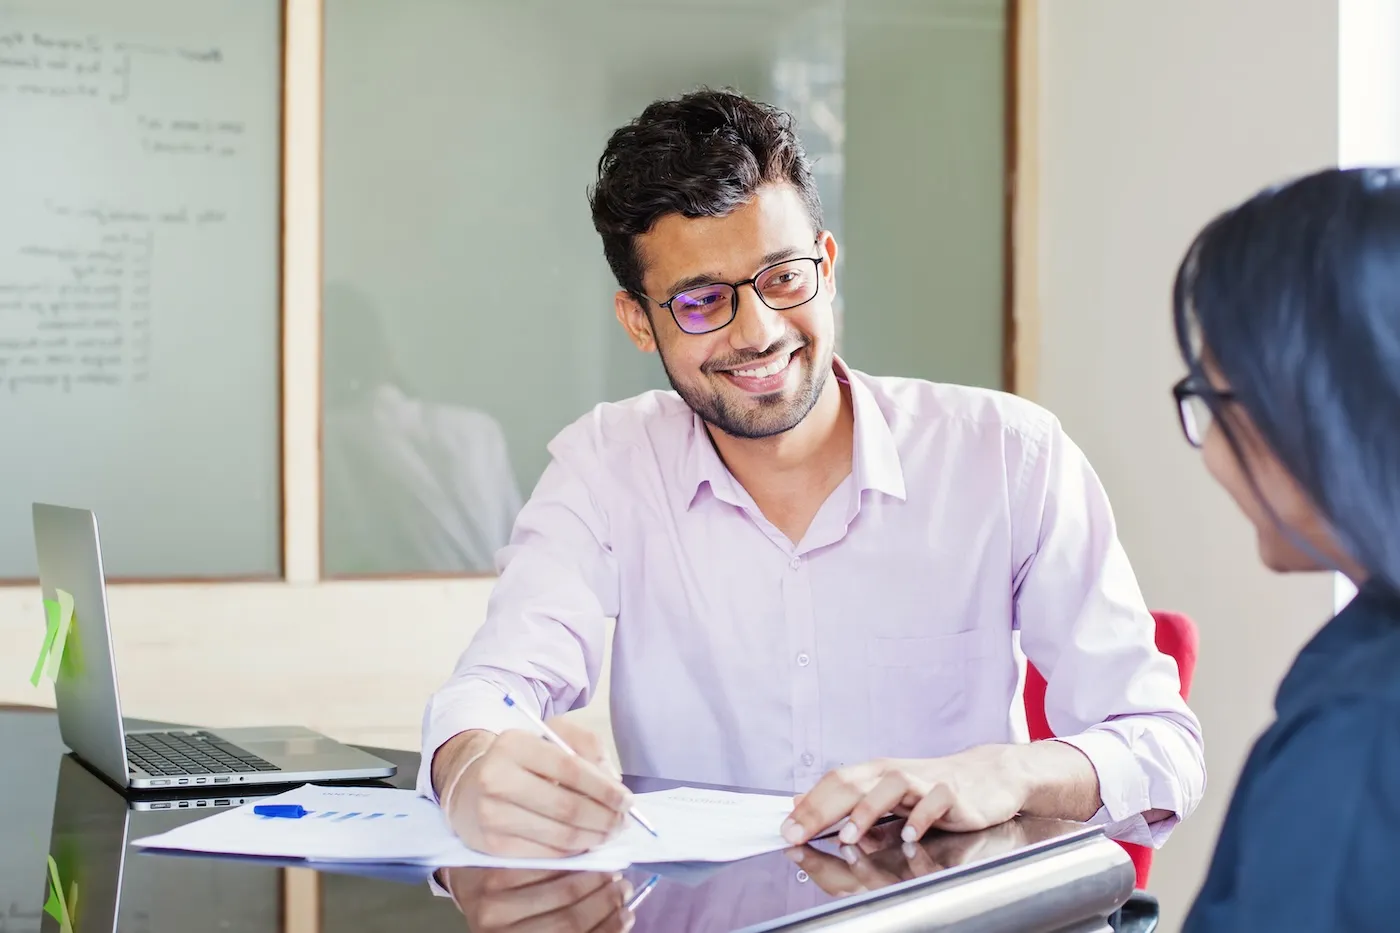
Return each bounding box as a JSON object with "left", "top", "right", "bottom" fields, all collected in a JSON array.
[
  {"left": 45, "top": 589, "right": 75, "bottom": 681},
  {"left": 29, "top": 599, "right": 61, "bottom": 688},
  {"left": 30, "top": 589, "right": 75, "bottom": 688},
  {"left": 42, "top": 870, "right": 61, "bottom": 922},
  {"left": 44, "top": 854, "right": 77, "bottom": 933}
]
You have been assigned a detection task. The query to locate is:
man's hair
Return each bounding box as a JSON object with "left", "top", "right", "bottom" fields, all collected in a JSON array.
[{"left": 588, "top": 87, "right": 824, "bottom": 301}]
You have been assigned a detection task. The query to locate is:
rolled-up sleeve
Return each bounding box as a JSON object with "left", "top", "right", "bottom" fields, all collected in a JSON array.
[
  {"left": 416, "top": 429, "right": 620, "bottom": 799},
  {"left": 1012, "top": 418, "right": 1206, "bottom": 846}
]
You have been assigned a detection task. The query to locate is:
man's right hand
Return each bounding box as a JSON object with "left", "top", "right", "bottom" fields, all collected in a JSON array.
[{"left": 433, "top": 720, "right": 633, "bottom": 858}]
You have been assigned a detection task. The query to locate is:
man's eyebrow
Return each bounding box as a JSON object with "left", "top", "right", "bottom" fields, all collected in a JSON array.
[
  {"left": 662, "top": 271, "right": 725, "bottom": 298},
  {"left": 660, "top": 246, "right": 808, "bottom": 299},
  {"left": 757, "top": 245, "right": 803, "bottom": 267}
]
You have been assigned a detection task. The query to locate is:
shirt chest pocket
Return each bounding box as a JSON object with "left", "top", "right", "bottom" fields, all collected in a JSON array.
[{"left": 865, "top": 629, "right": 1004, "bottom": 760}]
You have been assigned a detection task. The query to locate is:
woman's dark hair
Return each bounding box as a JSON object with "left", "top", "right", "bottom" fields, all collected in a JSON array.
[
  {"left": 588, "top": 87, "right": 824, "bottom": 301},
  {"left": 1173, "top": 167, "right": 1400, "bottom": 595}
]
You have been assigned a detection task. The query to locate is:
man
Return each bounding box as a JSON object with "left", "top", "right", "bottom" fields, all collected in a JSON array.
[{"left": 420, "top": 89, "right": 1204, "bottom": 858}]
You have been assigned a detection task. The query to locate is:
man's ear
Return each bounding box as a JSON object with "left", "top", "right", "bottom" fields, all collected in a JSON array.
[
  {"left": 818, "top": 230, "right": 839, "bottom": 293},
  {"left": 614, "top": 290, "right": 657, "bottom": 352}
]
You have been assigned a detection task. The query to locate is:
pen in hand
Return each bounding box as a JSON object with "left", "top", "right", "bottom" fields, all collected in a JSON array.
[{"left": 499, "top": 691, "right": 659, "bottom": 838}]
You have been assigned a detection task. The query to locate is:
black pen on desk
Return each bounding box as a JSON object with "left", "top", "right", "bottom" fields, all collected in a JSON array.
[{"left": 497, "top": 690, "right": 659, "bottom": 837}]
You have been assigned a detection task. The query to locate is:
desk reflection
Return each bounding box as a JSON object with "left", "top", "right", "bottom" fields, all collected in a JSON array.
[{"left": 439, "top": 818, "right": 1071, "bottom": 933}]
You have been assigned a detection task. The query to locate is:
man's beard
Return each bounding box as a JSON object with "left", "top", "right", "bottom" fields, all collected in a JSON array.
[{"left": 657, "top": 340, "right": 832, "bottom": 440}]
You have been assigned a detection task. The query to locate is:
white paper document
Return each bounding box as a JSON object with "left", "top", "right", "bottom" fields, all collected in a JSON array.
[{"left": 132, "top": 784, "right": 797, "bottom": 871}]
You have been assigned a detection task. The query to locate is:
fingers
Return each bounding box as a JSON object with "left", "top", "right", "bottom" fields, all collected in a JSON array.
[
  {"left": 585, "top": 905, "right": 636, "bottom": 933},
  {"left": 477, "top": 867, "right": 574, "bottom": 896},
  {"left": 835, "top": 771, "right": 922, "bottom": 846},
  {"left": 500, "top": 729, "right": 632, "bottom": 812},
  {"left": 490, "top": 765, "right": 628, "bottom": 837},
  {"left": 550, "top": 716, "right": 615, "bottom": 772},
  {"left": 901, "top": 840, "right": 941, "bottom": 877},
  {"left": 782, "top": 763, "right": 883, "bottom": 844},
  {"left": 474, "top": 799, "right": 616, "bottom": 857},
  {"left": 899, "top": 782, "right": 956, "bottom": 843},
  {"left": 786, "top": 846, "right": 864, "bottom": 897},
  {"left": 472, "top": 871, "right": 616, "bottom": 930},
  {"left": 512, "top": 872, "right": 632, "bottom": 933},
  {"left": 838, "top": 845, "right": 904, "bottom": 891},
  {"left": 446, "top": 728, "right": 633, "bottom": 857}
]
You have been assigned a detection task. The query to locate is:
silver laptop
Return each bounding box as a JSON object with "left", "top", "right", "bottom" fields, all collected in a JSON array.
[{"left": 33, "top": 503, "right": 398, "bottom": 792}]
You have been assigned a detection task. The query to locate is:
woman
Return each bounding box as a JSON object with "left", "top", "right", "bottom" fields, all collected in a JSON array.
[{"left": 1173, "top": 167, "right": 1400, "bottom": 930}]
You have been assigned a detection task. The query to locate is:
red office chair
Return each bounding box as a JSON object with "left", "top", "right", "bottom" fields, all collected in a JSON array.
[{"left": 1022, "top": 611, "right": 1199, "bottom": 891}]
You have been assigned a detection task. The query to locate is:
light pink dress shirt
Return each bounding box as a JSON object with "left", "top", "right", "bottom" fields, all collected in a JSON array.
[{"left": 419, "top": 359, "right": 1205, "bottom": 845}]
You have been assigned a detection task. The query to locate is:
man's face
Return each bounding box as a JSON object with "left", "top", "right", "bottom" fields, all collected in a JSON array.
[{"left": 614, "top": 183, "right": 839, "bottom": 440}]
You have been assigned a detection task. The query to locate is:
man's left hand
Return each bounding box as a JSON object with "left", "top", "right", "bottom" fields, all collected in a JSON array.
[{"left": 781, "top": 745, "right": 1032, "bottom": 846}]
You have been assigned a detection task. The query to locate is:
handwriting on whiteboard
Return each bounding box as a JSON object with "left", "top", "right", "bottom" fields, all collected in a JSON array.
[
  {"left": 0, "top": 203, "right": 227, "bottom": 394},
  {"left": 0, "top": 16, "right": 248, "bottom": 395}
]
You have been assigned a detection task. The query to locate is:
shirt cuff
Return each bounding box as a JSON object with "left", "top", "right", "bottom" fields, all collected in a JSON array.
[
  {"left": 1093, "top": 810, "right": 1179, "bottom": 848},
  {"left": 1051, "top": 731, "right": 1150, "bottom": 823},
  {"left": 417, "top": 673, "right": 546, "bottom": 802}
]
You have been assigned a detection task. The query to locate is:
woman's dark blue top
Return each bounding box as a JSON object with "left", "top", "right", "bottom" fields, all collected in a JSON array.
[{"left": 1185, "top": 584, "right": 1400, "bottom": 931}]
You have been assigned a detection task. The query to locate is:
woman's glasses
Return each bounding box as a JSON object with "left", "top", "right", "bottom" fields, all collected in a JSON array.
[{"left": 1173, "top": 376, "right": 1236, "bottom": 448}]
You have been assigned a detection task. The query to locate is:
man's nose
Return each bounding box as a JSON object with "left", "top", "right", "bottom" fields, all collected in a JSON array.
[{"left": 729, "top": 285, "right": 787, "bottom": 351}]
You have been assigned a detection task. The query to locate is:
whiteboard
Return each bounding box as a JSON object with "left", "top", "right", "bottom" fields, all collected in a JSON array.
[{"left": 0, "top": 1, "right": 282, "bottom": 578}]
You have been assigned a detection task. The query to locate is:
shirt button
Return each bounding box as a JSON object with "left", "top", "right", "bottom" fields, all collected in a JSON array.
[
  {"left": 796, "top": 870, "right": 809, "bottom": 883},
  {"left": 796, "top": 652, "right": 811, "bottom": 667},
  {"left": 789, "top": 556, "right": 801, "bottom": 570},
  {"left": 801, "top": 752, "right": 815, "bottom": 767}
]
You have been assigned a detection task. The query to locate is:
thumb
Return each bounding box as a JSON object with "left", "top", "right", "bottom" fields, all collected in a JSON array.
[{"left": 547, "top": 716, "right": 617, "bottom": 774}]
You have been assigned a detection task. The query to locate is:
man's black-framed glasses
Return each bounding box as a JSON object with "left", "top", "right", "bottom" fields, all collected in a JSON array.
[
  {"left": 1173, "top": 376, "right": 1236, "bottom": 448},
  {"left": 647, "top": 253, "right": 825, "bottom": 335}
]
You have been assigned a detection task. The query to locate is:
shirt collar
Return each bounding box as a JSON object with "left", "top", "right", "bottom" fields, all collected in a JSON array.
[
  {"left": 681, "top": 355, "right": 906, "bottom": 510},
  {"left": 843, "top": 357, "right": 907, "bottom": 502}
]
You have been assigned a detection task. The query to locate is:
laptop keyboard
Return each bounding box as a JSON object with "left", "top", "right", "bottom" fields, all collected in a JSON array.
[{"left": 126, "top": 730, "right": 280, "bottom": 777}]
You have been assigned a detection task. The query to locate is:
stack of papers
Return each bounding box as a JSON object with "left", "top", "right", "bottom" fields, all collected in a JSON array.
[{"left": 132, "top": 784, "right": 799, "bottom": 871}]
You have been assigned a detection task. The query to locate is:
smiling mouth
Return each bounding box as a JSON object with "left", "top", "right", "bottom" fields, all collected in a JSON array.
[
  {"left": 713, "top": 347, "right": 802, "bottom": 394},
  {"left": 728, "top": 352, "right": 794, "bottom": 379}
]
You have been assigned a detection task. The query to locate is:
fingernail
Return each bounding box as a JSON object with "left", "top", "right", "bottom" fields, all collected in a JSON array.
[
  {"left": 781, "top": 819, "right": 803, "bottom": 844},
  {"left": 841, "top": 846, "right": 859, "bottom": 865},
  {"left": 901, "top": 825, "right": 917, "bottom": 843},
  {"left": 839, "top": 823, "right": 859, "bottom": 845},
  {"left": 902, "top": 842, "right": 919, "bottom": 859},
  {"left": 790, "top": 847, "right": 805, "bottom": 864},
  {"left": 619, "top": 879, "right": 634, "bottom": 901},
  {"left": 612, "top": 872, "right": 624, "bottom": 882}
]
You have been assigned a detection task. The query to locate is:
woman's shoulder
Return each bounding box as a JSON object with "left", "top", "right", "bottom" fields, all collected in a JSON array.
[
  {"left": 1275, "top": 589, "right": 1400, "bottom": 718},
  {"left": 1188, "top": 695, "right": 1400, "bottom": 931}
]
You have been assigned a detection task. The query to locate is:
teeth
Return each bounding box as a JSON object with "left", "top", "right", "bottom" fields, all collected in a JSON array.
[{"left": 733, "top": 354, "right": 791, "bottom": 379}]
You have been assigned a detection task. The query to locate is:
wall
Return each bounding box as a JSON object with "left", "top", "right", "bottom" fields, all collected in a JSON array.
[
  {"left": 1035, "top": 1, "right": 1340, "bottom": 927},
  {"left": 1336, "top": 0, "right": 1400, "bottom": 614}
]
